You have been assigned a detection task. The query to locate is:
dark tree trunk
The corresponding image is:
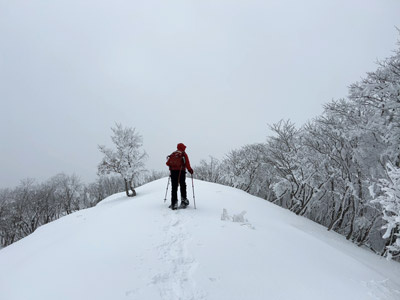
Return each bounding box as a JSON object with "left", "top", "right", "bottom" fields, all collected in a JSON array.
[
  {"left": 124, "top": 178, "right": 136, "bottom": 197},
  {"left": 346, "top": 197, "right": 356, "bottom": 240}
]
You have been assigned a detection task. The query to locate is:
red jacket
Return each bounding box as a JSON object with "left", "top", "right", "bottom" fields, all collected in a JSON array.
[{"left": 166, "top": 143, "right": 193, "bottom": 173}]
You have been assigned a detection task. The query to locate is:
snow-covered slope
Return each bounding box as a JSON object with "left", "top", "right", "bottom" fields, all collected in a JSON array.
[{"left": 1, "top": 178, "right": 400, "bottom": 300}]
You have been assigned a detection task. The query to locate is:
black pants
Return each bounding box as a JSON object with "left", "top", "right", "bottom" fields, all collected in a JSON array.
[{"left": 170, "top": 170, "right": 187, "bottom": 206}]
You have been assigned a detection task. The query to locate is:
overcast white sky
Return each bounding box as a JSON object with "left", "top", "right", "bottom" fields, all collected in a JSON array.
[{"left": 1, "top": 0, "right": 399, "bottom": 188}]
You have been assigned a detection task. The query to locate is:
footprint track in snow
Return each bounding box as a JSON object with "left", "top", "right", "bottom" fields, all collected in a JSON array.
[{"left": 150, "top": 210, "right": 205, "bottom": 300}]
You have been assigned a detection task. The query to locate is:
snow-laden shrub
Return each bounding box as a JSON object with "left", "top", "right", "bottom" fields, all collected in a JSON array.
[{"left": 374, "top": 163, "right": 400, "bottom": 259}]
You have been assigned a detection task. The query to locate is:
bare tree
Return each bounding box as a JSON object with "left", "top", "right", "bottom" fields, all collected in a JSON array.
[
  {"left": 50, "top": 173, "right": 83, "bottom": 215},
  {"left": 84, "top": 176, "right": 125, "bottom": 205}
]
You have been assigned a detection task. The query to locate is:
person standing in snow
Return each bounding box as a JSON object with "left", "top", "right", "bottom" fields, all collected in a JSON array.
[{"left": 166, "top": 143, "right": 194, "bottom": 210}]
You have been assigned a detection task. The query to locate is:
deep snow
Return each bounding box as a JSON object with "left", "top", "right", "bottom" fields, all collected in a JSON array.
[{"left": 1, "top": 178, "right": 400, "bottom": 300}]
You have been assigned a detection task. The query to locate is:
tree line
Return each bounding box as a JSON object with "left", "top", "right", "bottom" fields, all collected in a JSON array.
[
  {"left": 0, "top": 171, "right": 165, "bottom": 248},
  {"left": 194, "top": 40, "right": 400, "bottom": 260}
]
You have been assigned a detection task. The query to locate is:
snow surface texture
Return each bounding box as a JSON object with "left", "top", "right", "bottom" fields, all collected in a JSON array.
[{"left": 1, "top": 178, "right": 400, "bottom": 300}]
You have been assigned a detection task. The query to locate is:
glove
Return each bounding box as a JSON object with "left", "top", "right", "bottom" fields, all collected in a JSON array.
[{"left": 189, "top": 168, "right": 194, "bottom": 174}]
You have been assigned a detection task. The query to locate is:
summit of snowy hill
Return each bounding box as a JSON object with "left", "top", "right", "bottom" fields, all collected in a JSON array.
[{"left": 1, "top": 178, "right": 400, "bottom": 300}]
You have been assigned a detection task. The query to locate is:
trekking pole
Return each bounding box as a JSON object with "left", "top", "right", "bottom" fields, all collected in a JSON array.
[
  {"left": 191, "top": 173, "right": 196, "bottom": 209},
  {"left": 164, "top": 176, "right": 170, "bottom": 203}
]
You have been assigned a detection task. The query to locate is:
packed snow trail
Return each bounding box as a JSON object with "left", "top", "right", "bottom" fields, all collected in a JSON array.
[
  {"left": 123, "top": 205, "right": 204, "bottom": 300},
  {"left": 149, "top": 209, "right": 205, "bottom": 300},
  {"left": 1, "top": 178, "right": 400, "bottom": 300}
]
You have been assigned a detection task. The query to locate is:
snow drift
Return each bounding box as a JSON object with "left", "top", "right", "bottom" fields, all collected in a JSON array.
[{"left": 1, "top": 178, "right": 399, "bottom": 300}]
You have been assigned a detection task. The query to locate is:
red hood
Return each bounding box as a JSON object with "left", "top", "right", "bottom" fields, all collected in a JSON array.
[{"left": 177, "top": 143, "right": 186, "bottom": 151}]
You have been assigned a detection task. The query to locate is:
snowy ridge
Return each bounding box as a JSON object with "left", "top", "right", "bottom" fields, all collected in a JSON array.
[{"left": 0, "top": 178, "right": 400, "bottom": 300}]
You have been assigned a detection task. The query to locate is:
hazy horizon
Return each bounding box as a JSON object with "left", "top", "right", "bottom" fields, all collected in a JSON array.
[{"left": 1, "top": 0, "right": 400, "bottom": 188}]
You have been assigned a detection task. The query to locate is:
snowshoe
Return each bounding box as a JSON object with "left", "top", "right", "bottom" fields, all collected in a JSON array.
[{"left": 179, "top": 199, "right": 189, "bottom": 209}]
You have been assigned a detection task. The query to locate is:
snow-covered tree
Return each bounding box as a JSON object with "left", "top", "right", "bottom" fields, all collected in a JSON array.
[
  {"left": 374, "top": 163, "right": 400, "bottom": 259},
  {"left": 302, "top": 99, "right": 385, "bottom": 246},
  {"left": 349, "top": 40, "right": 400, "bottom": 168},
  {"left": 98, "top": 124, "right": 147, "bottom": 197},
  {"left": 265, "top": 120, "right": 318, "bottom": 214},
  {"left": 221, "top": 144, "right": 268, "bottom": 195},
  {"left": 194, "top": 156, "right": 222, "bottom": 184}
]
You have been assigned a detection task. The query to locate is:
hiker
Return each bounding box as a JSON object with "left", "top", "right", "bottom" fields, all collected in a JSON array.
[{"left": 166, "top": 143, "right": 194, "bottom": 210}]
